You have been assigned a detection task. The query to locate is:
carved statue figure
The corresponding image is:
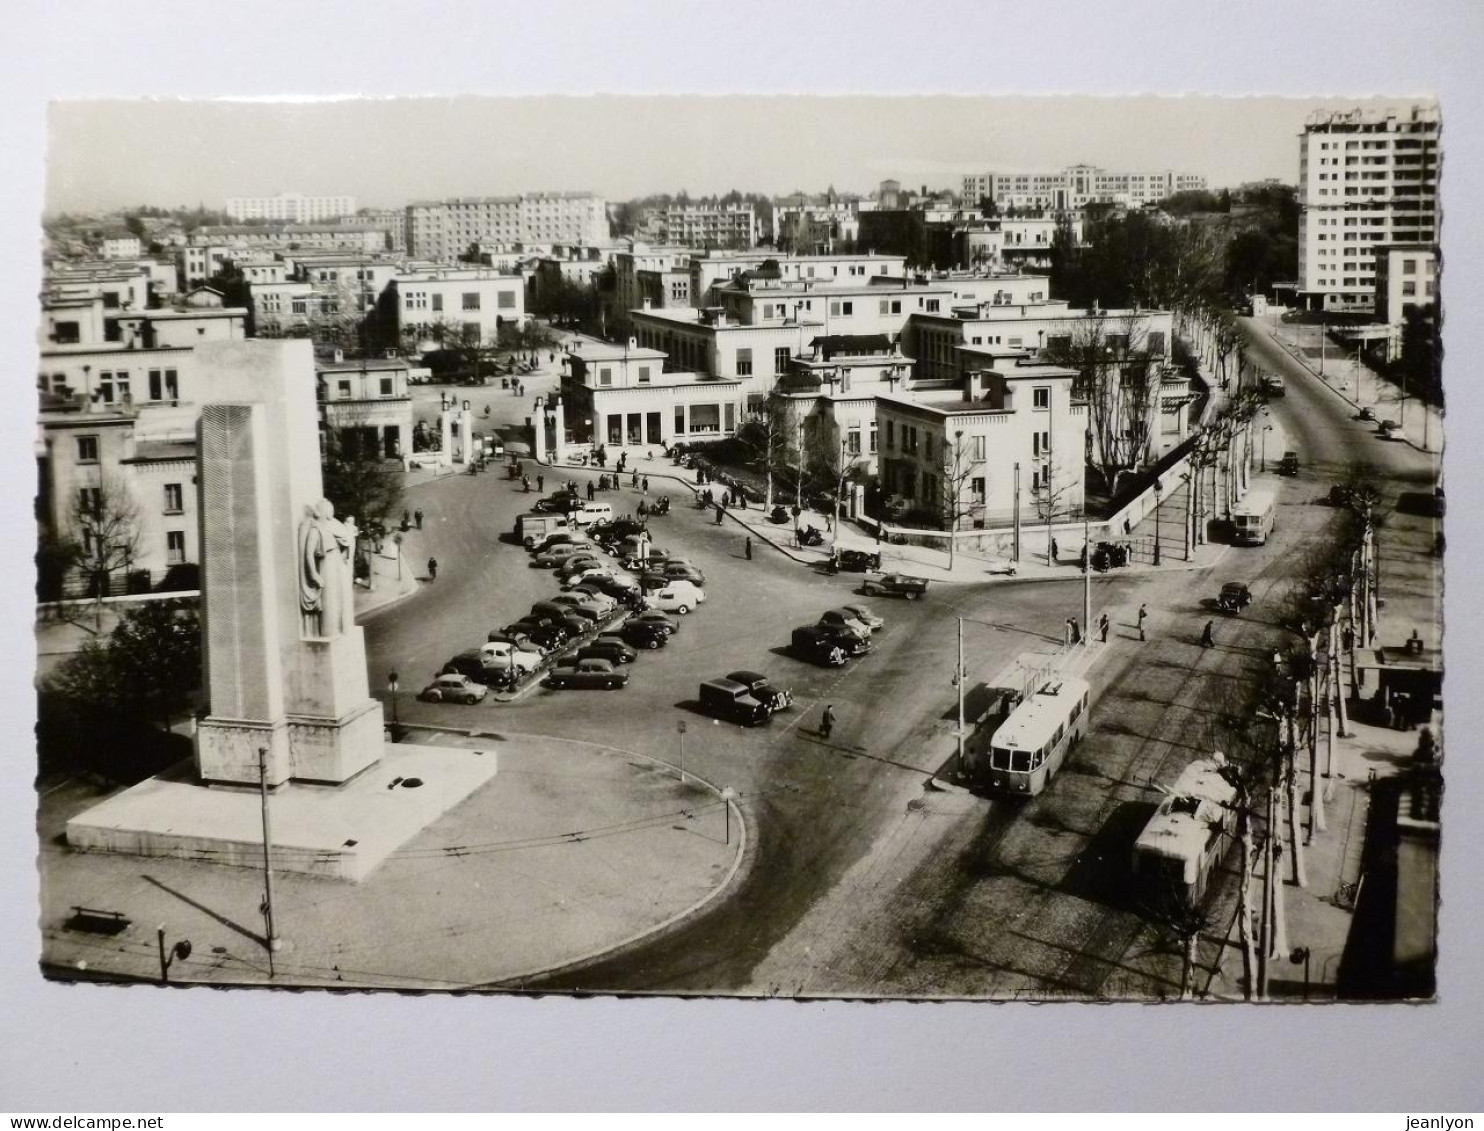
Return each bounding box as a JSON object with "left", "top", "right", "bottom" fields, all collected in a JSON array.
[{"left": 299, "top": 498, "right": 357, "bottom": 638}]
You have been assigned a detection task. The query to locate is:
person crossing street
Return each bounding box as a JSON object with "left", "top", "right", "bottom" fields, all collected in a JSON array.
[{"left": 820, "top": 704, "right": 836, "bottom": 740}]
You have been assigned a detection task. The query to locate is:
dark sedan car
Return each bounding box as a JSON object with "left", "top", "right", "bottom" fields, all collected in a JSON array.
[
  {"left": 726, "top": 670, "right": 793, "bottom": 713},
  {"left": 567, "top": 639, "right": 637, "bottom": 666},
  {"left": 630, "top": 609, "right": 678, "bottom": 635},
  {"left": 544, "top": 658, "right": 629, "bottom": 690},
  {"left": 601, "top": 622, "right": 669, "bottom": 651}
]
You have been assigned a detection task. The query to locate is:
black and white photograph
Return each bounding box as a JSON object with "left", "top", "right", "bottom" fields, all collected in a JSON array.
[{"left": 28, "top": 91, "right": 1446, "bottom": 1004}]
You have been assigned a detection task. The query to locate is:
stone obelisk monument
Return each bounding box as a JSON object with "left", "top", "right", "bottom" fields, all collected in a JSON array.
[{"left": 193, "top": 339, "right": 383, "bottom": 787}]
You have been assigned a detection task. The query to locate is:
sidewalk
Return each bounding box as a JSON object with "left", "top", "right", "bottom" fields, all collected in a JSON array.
[
  {"left": 354, "top": 540, "right": 420, "bottom": 619},
  {"left": 1256, "top": 313, "right": 1443, "bottom": 456}
]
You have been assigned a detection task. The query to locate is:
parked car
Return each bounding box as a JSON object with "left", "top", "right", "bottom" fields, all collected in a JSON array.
[
  {"left": 550, "top": 593, "right": 611, "bottom": 621},
  {"left": 531, "top": 600, "right": 576, "bottom": 622},
  {"left": 545, "top": 658, "right": 628, "bottom": 690},
  {"left": 441, "top": 649, "right": 492, "bottom": 682},
  {"left": 560, "top": 563, "right": 616, "bottom": 588},
  {"left": 830, "top": 549, "right": 882, "bottom": 574},
  {"left": 699, "top": 677, "right": 773, "bottom": 726},
  {"left": 531, "top": 530, "right": 593, "bottom": 554},
  {"left": 1378, "top": 419, "right": 1399, "bottom": 440},
  {"left": 480, "top": 641, "right": 542, "bottom": 674},
  {"left": 1356, "top": 406, "right": 1376, "bottom": 422},
  {"left": 601, "top": 622, "right": 669, "bottom": 651},
  {"left": 661, "top": 560, "right": 707, "bottom": 587},
  {"left": 725, "top": 670, "right": 794, "bottom": 713},
  {"left": 791, "top": 625, "right": 849, "bottom": 667},
  {"left": 820, "top": 608, "right": 873, "bottom": 637},
  {"left": 554, "top": 612, "right": 592, "bottom": 638},
  {"left": 840, "top": 604, "right": 884, "bottom": 631},
  {"left": 531, "top": 543, "right": 590, "bottom": 568},
  {"left": 622, "top": 550, "right": 672, "bottom": 572},
  {"left": 505, "top": 619, "right": 572, "bottom": 651},
  {"left": 418, "top": 672, "right": 488, "bottom": 704},
  {"left": 555, "top": 554, "right": 608, "bottom": 581},
  {"left": 1218, "top": 581, "right": 1253, "bottom": 614},
  {"left": 532, "top": 492, "right": 583, "bottom": 515},
  {"left": 813, "top": 620, "right": 871, "bottom": 655},
  {"left": 645, "top": 587, "right": 699, "bottom": 615},
  {"left": 631, "top": 609, "right": 679, "bottom": 635},
  {"left": 859, "top": 572, "right": 929, "bottom": 599},
  {"left": 580, "top": 573, "right": 641, "bottom": 599},
  {"left": 486, "top": 630, "right": 547, "bottom": 657},
  {"left": 567, "top": 639, "right": 637, "bottom": 666},
  {"left": 1278, "top": 451, "right": 1300, "bottom": 476}
]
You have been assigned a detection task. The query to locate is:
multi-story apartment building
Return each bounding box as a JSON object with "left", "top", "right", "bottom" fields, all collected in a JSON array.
[
  {"left": 403, "top": 193, "right": 610, "bottom": 262},
  {"left": 962, "top": 166, "right": 1206, "bottom": 210},
  {"left": 388, "top": 267, "right": 528, "bottom": 350},
  {"left": 100, "top": 232, "right": 143, "bottom": 260},
  {"left": 353, "top": 209, "right": 408, "bottom": 254},
  {"left": 189, "top": 223, "right": 388, "bottom": 258},
  {"left": 225, "top": 192, "right": 357, "bottom": 224},
  {"left": 639, "top": 204, "right": 757, "bottom": 250},
  {"left": 1297, "top": 104, "right": 1440, "bottom": 312}
]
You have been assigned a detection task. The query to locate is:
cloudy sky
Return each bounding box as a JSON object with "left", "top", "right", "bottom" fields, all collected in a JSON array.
[{"left": 45, "top": 94, "right": 1416, "bottom": 214}]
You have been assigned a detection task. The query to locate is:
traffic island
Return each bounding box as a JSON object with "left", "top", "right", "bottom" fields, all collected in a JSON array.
[{"left": 40, "top": 729, "right": 745, "bottom": 990}]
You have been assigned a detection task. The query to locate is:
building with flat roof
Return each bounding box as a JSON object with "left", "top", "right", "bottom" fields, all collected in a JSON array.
[
  {"left": 639, "top": 204, "right": 757, "bottom": 250},
  {"left": 387, "top": 267, "right": 528, "bottom": 351},
  {"left": 962, "top": 166, "right": 1206, "bottom": 211},
  {"left": 403, "top": 193, "right": 610, "bottom": 262},
  {"left": 1374, "top": 243, "right": 1438, "bottom": 327},
  {"left": 875, "top": 353, "right": 1086, "bottom": 530},
  {"left": 1297, "top": 104, "right": 1440, "bottom": 313},
  {"left": 557, "top": 334, "right": 744, "bottom": 450},
  {"left": 317, "top": 353, "right": 415, "bottom": 463},
  {"left": 225, "top": 192, "right": 357, "bottom": 224}
]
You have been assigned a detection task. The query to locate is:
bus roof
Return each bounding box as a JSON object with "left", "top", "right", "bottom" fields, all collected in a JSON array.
[
  {"left": 991, "top": 676, "right": 1090, "bottom": 752},
  {"left": 1231, "top": 488, "right": 1275, "bottom": 517},
  {"left": 1134, "top": 757, "right": 1236, "bottom": 864}
]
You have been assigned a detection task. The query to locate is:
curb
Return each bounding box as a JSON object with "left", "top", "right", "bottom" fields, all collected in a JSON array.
[
  {"left": 537, "top": 455, "right": 1229, "bottom": 587},
  {"left": 1263, "top": 326, "right": 1438, "bottom": 457}
]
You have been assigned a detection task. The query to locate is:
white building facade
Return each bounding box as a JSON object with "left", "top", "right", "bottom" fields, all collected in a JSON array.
[
  {"left": 1297, "top": 104, "right": 1440, "bottom": 312},
  {"left": 225, "top": 192, "right": 357, "bottom": 224}
]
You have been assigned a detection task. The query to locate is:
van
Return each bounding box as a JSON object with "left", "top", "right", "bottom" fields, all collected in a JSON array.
[
  {"left": 699, "top": 678, "right": 772, "bottom": 726},
  {"left": 516, "top": 512, "right": 569, "bottom": 549},
  {"left": 574, "top": 502, "right": 614, "bottom": 527}
]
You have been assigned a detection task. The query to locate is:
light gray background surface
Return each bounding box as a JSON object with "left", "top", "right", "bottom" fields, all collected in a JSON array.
[{"left": 2, "top": 0, "right": 1480, "bottom": 1111}]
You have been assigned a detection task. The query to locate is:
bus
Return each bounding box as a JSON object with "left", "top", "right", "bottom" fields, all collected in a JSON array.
[
  {"left": 1131, "top": 756, "right": 1238, "bottom": 905},
  {"left": 984, "top": 676, "right": 1091, "bottom": 796},
  {"left": 1231, "top": 487, "right": 1276, "bottom": 546}
]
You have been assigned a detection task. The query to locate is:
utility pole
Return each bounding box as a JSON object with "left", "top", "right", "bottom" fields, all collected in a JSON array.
[
  {"left": 1012, "top": 462, "right": 1021, "bottom": 563},
  {"left": 1082, "top": 507, "right": 1091, "bottom": 647},
  {"left": 676, "top": 719, "right": 687, "bottom": 785},
  {"left": 956, "top": 617, "right": 966, "bottom": 773},
  {"left": 257, "top": 747, "right": 280, "bottom": 976}
]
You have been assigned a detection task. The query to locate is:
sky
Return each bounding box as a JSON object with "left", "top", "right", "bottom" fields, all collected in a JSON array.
[{"left": 44, "top": 94, "right": 1421, "bottom": 214}]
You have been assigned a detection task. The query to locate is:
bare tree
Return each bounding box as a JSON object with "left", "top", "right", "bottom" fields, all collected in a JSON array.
[
  {"left": 934, "top": 430, "right": 983, "bottom": 571},
  {"left": 71, "top": 473, "right": 141, "bottom": 609},
  {"left": 1045, "top": 313, "right": 1157, "bottom": 490},
  {"left": 1031, "top": 454, "right": 1078, "bottom": 566}
]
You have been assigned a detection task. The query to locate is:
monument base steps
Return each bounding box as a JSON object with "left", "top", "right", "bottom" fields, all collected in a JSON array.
[
  {"left": 194, "top": 716, "right": 293, "bottom": 788},
  {"left": 64, "top": 741, "right": 499, "bottom": 882}
]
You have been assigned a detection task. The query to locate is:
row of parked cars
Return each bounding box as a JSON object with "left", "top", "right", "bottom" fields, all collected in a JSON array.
[{"left": 790, "top": 604, "right": 885, "bottom": 667}]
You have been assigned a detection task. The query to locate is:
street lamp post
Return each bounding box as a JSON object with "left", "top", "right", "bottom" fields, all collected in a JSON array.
[
  {"left": 676, "top": 719, "right": 687, "bottom": 785},
  {"left": 1153, "top": 478, "right": 1163, "bottom": 567},
  {"left": 721, "top": 786, "right": 737, "bottom": 845},
  {"left": 156, "top": 926, "right": 192, "bottom": 984},
  {"left": 388, "top": 671, "right": 400, "bottom": 725}
]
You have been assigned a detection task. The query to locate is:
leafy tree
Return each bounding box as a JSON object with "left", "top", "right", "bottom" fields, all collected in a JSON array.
[{"left": 48, "top": 599, "right": 201, "bottom": 728}]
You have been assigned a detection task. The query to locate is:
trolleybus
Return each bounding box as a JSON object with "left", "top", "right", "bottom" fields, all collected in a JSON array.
[
  {"left": 1130, "top": 755, "right": 1238, "bottom": 905},
  {"left": 1231, "top": 488, "right": 1276, "bottom": 546},
  {"left": 984, "top": 676, "right": 1091, "bottom": 796}
]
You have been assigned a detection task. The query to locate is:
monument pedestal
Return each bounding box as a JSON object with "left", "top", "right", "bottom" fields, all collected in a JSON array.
[{"left": 196, "top": 716, "right": 292, "bottom": 787}]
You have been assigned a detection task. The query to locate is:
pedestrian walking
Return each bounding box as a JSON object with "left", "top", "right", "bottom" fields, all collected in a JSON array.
[
  {"left": 414, "top": 508, "right": 424, "bottom": 530},
  {"left": 1070, "top": 618, "right": 1081, "bottom": 645},
  {"left": 715, "top": 504, "right": 725, "bottom": 525},
  {"left": 820, "top": 704, "right": 836, "bottom": 740},
  {"left": 537, "top": 474, "right": 545, "bottom": 492},
  {"left": 1201, "top": 620, "right": 1215, "bottom": 648},
  {"left": 587, "top": 481, "right": 595, "bottom": 501},
  {"left": 1099, "top": 614, "right": 1109, "bottom": 644},
  {"left": 427, "top": 556, "right": 438, "bottom": 580},
  {"left": 642, "top": 476, "right": 650, "bottom": 496},
  {"left": 402, "top": 509, "right": 410, "bottom": 528},
  {"left": 745, "top": 536, "right": 753, "bottom": 560},
  {"left": 522, "top": 475, "right": 531, "bottom": 492},
  {"left": 1051, "top": 537, "right": 1059, "bottom": 562},
  {"left": 1137, "top": 604, "right": 1148, "bottom": 630},
  {"left": 1139, "top": 622, "right": 1147, "bottom": 642}
]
